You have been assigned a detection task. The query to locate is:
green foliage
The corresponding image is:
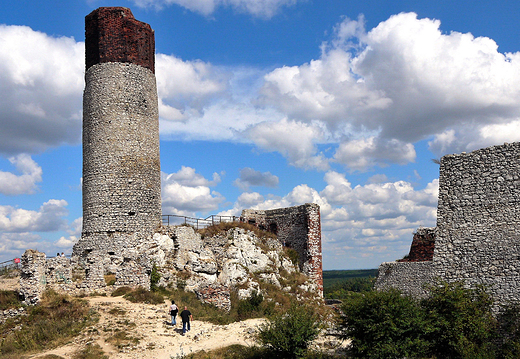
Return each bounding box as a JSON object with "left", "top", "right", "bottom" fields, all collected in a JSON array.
[
  {"left": 497, "top": 303, "right": 520, "bottom": 358},
  {"left": 150, "top": 263, "right": 161, "bottom": 292},
  {"left": 422, "top": 281, "right": 498, "bottom": 358},
  {"left": 285, "top": 248, "right": 300, "bottom": 267},
  {"left": 0, "top": 290, "right": 95, "bottom": 357},
  {"left": 339, "top": 282, "right": 502, "bottom": 359},
  {"left": 257, "top": 304, "right": 320, "bottom": 359},
  {"left": 237, "top": 291, "right": 267, "bottom": 320},
  {"left": 180, "top": 344, "right": 336, "bottom": 359},
  {"left": 322, "top": 269, "right": 378, "bottom": 288},
  {"left": 0, "top": 290, "right": 22, "bottom": 310},
  {"left": 340, "top": 289, "right": 429, "bottom": 359}
]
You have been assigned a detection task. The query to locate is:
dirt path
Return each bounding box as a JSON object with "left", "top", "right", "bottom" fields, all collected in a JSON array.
[{"left": 29, "top": 295, "right": 264, "bottom": 358}]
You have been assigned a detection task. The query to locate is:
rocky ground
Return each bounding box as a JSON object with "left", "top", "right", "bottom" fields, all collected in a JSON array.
[{"left": 1, "top": 274, "right": 346, "bottom": 359}]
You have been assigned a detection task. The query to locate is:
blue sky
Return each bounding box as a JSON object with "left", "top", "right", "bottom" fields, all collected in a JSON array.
[{"left": 1, "top": 0, "right": 520, "bottom": 269}]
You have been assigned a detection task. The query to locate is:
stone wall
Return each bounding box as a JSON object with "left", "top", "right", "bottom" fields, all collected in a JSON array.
[
  {"left": 434, "top": 142, "right": 520, "bottom": 307},
  {"left": 241, "top": 203, "right": 323, "bottom": 295},
  {"left": 375, "top": 261, "right": 435, "bottom": 298},
  {"left": 376, "top": 142, "right": 520, "bottom": 308}
]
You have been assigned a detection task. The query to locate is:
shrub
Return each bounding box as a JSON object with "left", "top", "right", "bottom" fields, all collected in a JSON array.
[
  {"left": 257, "top": 304, "right": 320, "bottom": 359},
  {"left": 150, "top": 263, "right": 161, "bottom": 292},
  {"left": 340, "top": 289, "right": 429, "bottom": 359},
  {"left": 111, "top": 286, "right": 133, "bottom": 297},
  {"left": 422, "top": 281, "right": 498, "bottom": 358}
]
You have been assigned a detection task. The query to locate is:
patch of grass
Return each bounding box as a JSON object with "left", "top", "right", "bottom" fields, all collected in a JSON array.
[
  {"left": 0, "top": 289, "right": 96, "bottom": 357},
  {"left": 104, "top": 273, "right": 116, "bottom": 286},
  {"left": 0, "top": 290, "right": 22, "bottom": 310},
  {"left": 111, "top": 286, "right": 133, "bottom": 297},
  {"left": 105, "top": 331, "right": 140, "bottom": 350},
  {"left": 199, "top": 222, "right": 277, "bottom": 241},
  {"left": 72, "top": 343, "right": 108, "bottom": 359},
  {"left": 182, "top": 344, "right": 337, "bottom": 359},
  {"left": 108, "top": 307, "right": 126, "bottom": 316},
  {"left": 122, "top": 287, "right": 164, "bottom": 304}
]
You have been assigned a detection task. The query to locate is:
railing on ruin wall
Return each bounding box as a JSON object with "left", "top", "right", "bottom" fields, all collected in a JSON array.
[
  {"left": 0, "top": 259, "right": 18, "bottom": 272},
  {"left": 162, "top": 214, "right": 240, "bottom": 229}
]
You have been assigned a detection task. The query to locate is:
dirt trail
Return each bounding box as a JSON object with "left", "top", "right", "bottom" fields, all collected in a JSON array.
[{"left": 30, "top": 295, "right": 264, "bottom": 359}]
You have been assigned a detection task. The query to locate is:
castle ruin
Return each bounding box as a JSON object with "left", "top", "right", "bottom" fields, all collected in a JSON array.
[
  {"left": 376, "top": 142, "right": 520, "bottom": 308},
  {"left": 19, "top": 7, "right": 323, "bottom": 305}
]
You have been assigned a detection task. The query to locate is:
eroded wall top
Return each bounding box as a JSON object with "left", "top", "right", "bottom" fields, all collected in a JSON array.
[{"left": 85, "top": 7, "right": 155, "bottom": 73}]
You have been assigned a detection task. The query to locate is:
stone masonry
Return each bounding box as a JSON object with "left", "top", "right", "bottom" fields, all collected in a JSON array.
[
  {"left": 376, "top": 142, "right": 520, "bottom": 308},
  {"left": 241, "top": 203, "right": 323, "bottom": 295},
  {"left": 73, "top": 7, "right": 161, "bottom": 261}
]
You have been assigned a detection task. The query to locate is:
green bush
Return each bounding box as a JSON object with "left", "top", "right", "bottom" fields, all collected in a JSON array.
[
  {"left": 0, "top": 290, "right": 95, "bottom": 357},
  {"left": 257, "top": 304, "right": 320, "bottom": 359},
  {"left": 339, "top": 282, "right": 502, "bottom": 359},
  {"left": 340, "top": 289, "right": 429, "bottom": 359},
  {"left": 422, "top": 281, "right": 498, "bottom": 358},
  {"left": 0, "top": 290, "right": 22, "bottom": 310}
]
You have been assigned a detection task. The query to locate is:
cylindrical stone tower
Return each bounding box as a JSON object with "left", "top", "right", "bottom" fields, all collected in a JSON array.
[{"left": 74, "top": 7, "right": 161, "bottom": 258}]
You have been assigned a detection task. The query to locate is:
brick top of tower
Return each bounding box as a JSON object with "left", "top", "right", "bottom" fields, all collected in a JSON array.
[{"left": 85, "top": 7, "right": 155, "bottom": 73}]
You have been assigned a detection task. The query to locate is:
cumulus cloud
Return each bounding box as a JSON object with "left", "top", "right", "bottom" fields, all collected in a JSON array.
[
  {"left": 161, "top": 168, "right": 224, "bottom": 215},
  {"left": 0, "top": 199, "right": 69, "bottom": 233},
  {"left": 257, "top": 12, "right": 520, "bottom": 170},
  {"left": 233, "top": 167, "right": 279, "bottom": 191},
  {"left": 0, "top": 25, "right": 83, "bottom": 155},
  {"left": 0, "top": 154, "right": 42, "bottom": 195},
  {"left": 130, "top": 0, "right": 298, "bottom": 18},
  {"left": 245, "top": 119, "right": 330, "bottom": 170}
]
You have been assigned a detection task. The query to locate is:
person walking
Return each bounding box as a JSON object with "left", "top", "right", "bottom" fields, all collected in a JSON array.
[
  {"left": 169, "top": 300, "right": 178, "bottom": 326},
  {"left": 180, "top": 306, "right": 193, "bottom": 335}
]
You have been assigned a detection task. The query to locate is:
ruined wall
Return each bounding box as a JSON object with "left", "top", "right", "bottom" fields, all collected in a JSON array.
[
  {"left": 74, "top": 7, "right": 161, "bottom": 259},
  {"left": 376, "top": 142, "right": 520, "bottom": 308},
  {"left": 85, "top": 7, "right": 155, "bottom": 73},
  {"left": 241, "top": 203, "right": 323, "bottom": 294},
  {"left": 433, "top": 142, "right": 520, "bottom": 307},
  {"left": 398, "top": 227, "right": 435, "bottom": 262},
  {"left": 375, "top": 261, "right": 435, "bottom": 298}
]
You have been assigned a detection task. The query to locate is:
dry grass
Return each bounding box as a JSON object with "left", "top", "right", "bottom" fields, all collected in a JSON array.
[{"left": 0, "top": 289, "right": 96, "bottom": 358}]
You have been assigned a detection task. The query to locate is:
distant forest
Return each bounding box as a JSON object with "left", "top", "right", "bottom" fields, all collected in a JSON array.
[{"left": 323, "top": 269, "right": 378, "bottom": 298}]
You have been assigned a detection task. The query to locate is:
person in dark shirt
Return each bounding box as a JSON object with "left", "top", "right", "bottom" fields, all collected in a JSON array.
[{"left": 180, "top": 306, "right": 193, "bottom": 335}]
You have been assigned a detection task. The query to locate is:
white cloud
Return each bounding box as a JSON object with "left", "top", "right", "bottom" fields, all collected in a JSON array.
[
  {"left": 131, "top": 0, "right": 299, "bottom": 18},
  {"left": 233, "top": 167, "right": 279, "bottom": 191},
  {"left": 257, "top": 12, "right": 520, "bottom": 169},
  {"left": 0, "top": 25, "right": 83, "bottom": 155},
  {"left": 0, "top": 154, "right": 42, "bottom": 195},
  {"left": 161, "top": 168, "right": 224, "bottom": 215},
  {"left": 245, "top": 119, "right": 330, "bottom": 170},
  {"left": 0, "top": 200, "right": 69, "bottom": 233}
]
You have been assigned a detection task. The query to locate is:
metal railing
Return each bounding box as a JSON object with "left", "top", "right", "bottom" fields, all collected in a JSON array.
[
  {"left": 0, "top": 259, "right": 18, "bottom": 271},
  {"left": 162, "top": 214, "right": 240, "bottom": 229}
]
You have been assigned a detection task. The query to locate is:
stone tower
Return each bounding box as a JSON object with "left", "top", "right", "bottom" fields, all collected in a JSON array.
[{"left": 73, "top": 7, "right": 161, "bottom": 259}]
